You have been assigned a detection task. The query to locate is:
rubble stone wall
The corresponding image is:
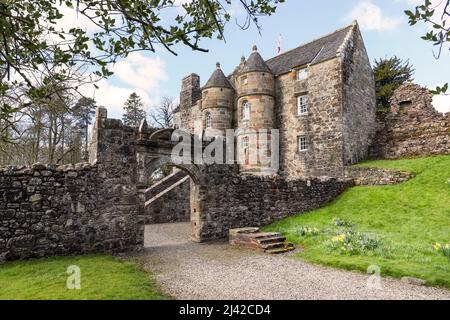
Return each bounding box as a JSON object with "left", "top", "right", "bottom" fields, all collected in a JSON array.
[
  {"left": 0, "top": 163, "right": 141, "bottom": 263},
  {"left": 370, "top": 83, "right": 450, "bottom": 159}
]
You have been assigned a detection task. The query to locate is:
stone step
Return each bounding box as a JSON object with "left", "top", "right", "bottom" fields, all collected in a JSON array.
[
  {"left": 256, "top": 236, "right": 287, "bottom": 245},
  {"left": 265, "top": 243, "right": 295, "bottom": 254},
  {"left": 229, "top": 228, "right": 295, "bottom": 254},
  {"left": 261, "top": 242, "right": 286, "bottom": 250}
]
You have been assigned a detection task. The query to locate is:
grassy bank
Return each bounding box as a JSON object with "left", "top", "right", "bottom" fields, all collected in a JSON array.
[
  {"left": 264, "top": 155, "right": 450, "bottom": 288},
  {"left": 0, "top": 254, "right": 167, "bottom": 300}
]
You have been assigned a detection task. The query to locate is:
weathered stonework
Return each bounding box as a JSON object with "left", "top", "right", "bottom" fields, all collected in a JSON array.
[
  {"left": 344, "top": 166, "right": 413, "bottom": 186},
  {"left": 174, "top": 21, "right": 377, "bottom": 179},
  {"left": 370, "top": 83, "right": 450, "bottom": 159},
  {"left": 0, "top": 163, "right": 141, "bottom": 262}
]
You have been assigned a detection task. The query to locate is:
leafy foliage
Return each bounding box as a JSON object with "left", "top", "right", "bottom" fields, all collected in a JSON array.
[
  {"left": 373, "top": 56, "right": 414, "bottom": 109},
  {"left": 0, "top": 0, "right": 284, "bottom": 124},
  {"left": 405, "top": 0, "right": 449, "bottom": 93}
]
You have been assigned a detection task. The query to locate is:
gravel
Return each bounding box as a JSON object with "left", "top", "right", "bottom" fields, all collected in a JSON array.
[{"left": 133, "top": 223, "right": 450, "bottom": 300}]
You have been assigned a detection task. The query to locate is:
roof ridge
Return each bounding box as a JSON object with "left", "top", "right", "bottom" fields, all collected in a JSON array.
[{"left": 266, "top": 22, "right": 356, "bottom": 63}]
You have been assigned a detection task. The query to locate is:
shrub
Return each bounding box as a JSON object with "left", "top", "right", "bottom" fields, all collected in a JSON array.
[
  {"left": 434, "top": 243, "right": 450, "bottom": 259},
  {"left": 332, "top": 217, "right": 354, "bottom": 229},
  {"left": 297, "top": 226, "right": 320, "bottom": 237}
]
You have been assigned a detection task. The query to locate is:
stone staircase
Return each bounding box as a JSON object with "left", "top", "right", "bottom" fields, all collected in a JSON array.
[
  {"left": 229, "top": 228, "right": 295, "bottom": 254},
  {"left": 145, "top": 169, "right": 190, "bottom": 207}
]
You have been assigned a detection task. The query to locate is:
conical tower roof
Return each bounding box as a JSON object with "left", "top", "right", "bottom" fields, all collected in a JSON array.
[
  {"left": 203, "top": 62, "right": 234, "bottom": 90},
  {"left": 241, "top": 45, "right": 272, "bottom": 74}
]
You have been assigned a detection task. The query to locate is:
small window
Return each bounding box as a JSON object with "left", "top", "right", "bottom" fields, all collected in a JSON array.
[
  {"left": 296, "top": 68, "right": 308, "bottom": 81},
  {"left": 297, "top": 95, "right": 308, "bottom": 115},
  {"left": 242, "top": 136, "right": 249, "bottom": 152},
  {"left": 242, "top": 102, "right": 251, "bottom": 121},
  {"left": 205, "top": 112, "right": 212, "bottom": 128},
  {"left": 298, "top": 136, "right": 308, "bottom": 152}
]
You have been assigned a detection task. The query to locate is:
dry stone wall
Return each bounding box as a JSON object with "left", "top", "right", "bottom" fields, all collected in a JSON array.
[
  {"left": 344, "top": 166, "right": 413, "bottom": 186},
  {"left": 0, "top": 162, "right": 141, "bottom": 263},
  {"left": 198, "top": 165, "right": 353, "bottom": 240},
  {"left": 370, "top": 83, "right": 450, "bottom": 159}
]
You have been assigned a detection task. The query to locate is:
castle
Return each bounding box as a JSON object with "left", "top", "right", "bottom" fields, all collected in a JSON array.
[{"left": 174, "top": 21, "right": 376, "bottom": 179}]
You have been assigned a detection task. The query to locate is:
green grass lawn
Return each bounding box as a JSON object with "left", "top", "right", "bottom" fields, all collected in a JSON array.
[
  {"left": 0, "top": 254, "right": 167, "bottom": 300},
  {"left": 264, "top": 155, "right": 450, "bottom": 288}
]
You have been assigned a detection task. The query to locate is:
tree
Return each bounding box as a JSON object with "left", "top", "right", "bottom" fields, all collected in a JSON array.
[
  {"left": 149, "top": 96, "right": 177, "bottom": 128},
  {"left": 405, "top": 0, "right": 449, "bottom": 93},
  {"left": 373, "top": 56, "right": 415, "bottom": 110},
  {"left": 72, "top": 96, "right": 96, "bottom": 160},
  {"left": 123, "top": 92, "right": 146, "bottom": 127},
  {"left": 0, "top": 0, "right": 284, "bottom": 126}
]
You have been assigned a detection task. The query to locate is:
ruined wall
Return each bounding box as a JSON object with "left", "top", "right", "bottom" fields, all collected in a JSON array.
[
  {"left": 341, "top": 26, "right": 376, "bottom": 165},
  {"left": 277, "top": 57, "right": 344, "bottom": 179},
  {"left": 198, "top": 165, "right": 352, "bottom": 240},
  {"left": 370, "top": 83, "right": 450, "bottom": 159},
  {"left": 0, "top": 163, "right": 141, "bottom": 262},
  {"left": 344, "top": 166, "right": 413, "bottom": 186}
]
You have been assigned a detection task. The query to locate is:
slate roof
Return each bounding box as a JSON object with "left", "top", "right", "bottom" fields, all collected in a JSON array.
[
  {"left": 266, "top": 24, "right": 354, "bottom": 76},
  {"left": 203, "top": 63, "right": 234, "bottom": 89},
  {"left": 241, "top": 45, "right": 272, "bottom": 74}
]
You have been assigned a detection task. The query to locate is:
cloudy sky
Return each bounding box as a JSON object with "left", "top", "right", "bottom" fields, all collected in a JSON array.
[{"left": 69, "top": 0, "right": 450, "bottom": 117}]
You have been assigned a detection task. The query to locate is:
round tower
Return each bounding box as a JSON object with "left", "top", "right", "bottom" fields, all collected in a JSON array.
[
  {"left": 236, "top": 45, "right": 277, "bottom": 176},
  {"left": 201, "top": 62, "right": 235, "bottom": 135}
]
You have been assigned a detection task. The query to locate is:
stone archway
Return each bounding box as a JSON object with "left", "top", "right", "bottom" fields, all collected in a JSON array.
[{"left": 136, "top": 153, "right": 206, "bottom": 242}]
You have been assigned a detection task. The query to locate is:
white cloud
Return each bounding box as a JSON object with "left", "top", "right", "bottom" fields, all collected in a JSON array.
[
  {"left": 432, "top": 95, "right": 450, "bottom": 114},
  {"left": 113, "top": 53, "right": 168, "bottom": 91},
  {"left": 80, "top": 53, "right": 168, "bottom": 119},
  {"left": 346, "top": 0, "right": 401, "bottom": 31}
]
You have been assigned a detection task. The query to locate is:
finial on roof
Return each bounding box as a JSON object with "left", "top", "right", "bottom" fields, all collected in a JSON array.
[
  {"left": 216, "top": 62, "right": 221, "bottom": 69},
  {"left": 241, "top": 56, "right": 246, "bottom": 63},
  {"left": 252, "top": 45, "right": 258, "bottom": 52},
  {"left": 139, "top": 119, "right": 149, "bottom": 140}
]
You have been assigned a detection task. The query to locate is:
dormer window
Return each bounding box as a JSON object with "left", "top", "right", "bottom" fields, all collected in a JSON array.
[
  {"left": 296, "top": 68, "right": 308, "bottom": 81},
  {"left": 205, "top": 112, "right": 212, "bottom": 128},
  {"left": 242, "top": 102, "right": 251, "bottom": 121},
  {"left": 297, "top": 95, "right": 308, "bottom": 115}
]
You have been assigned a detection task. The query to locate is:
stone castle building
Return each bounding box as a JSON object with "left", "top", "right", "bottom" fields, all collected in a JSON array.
[{"left": 174, "top": 21, "right": 376, "bottom": 179}]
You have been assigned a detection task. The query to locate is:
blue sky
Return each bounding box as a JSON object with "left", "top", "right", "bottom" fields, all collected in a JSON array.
[{"left": 79, "top": 0, "right": 449, "bottom": 117}]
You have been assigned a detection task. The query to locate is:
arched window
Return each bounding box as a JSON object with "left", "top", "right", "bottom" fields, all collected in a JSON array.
[
  {"left": 242, "top": 102, "right": 250, "bottom": 121},
  {"left": 205, "top": 112, "right": 212, "bottom": 128}
]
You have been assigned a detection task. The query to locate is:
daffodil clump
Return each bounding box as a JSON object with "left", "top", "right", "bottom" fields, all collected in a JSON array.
[
  {"left": 434, "top": 243, "right": 450, "bottom": 259},
  {"left": 328, "top": 229, "right": 382, "bottom": 255},
  {"left": 297, "top": 226, "right": 320, "bottom": 237}
]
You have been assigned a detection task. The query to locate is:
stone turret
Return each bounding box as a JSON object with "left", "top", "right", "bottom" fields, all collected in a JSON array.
[
  {"left": 236, "top": 45, "right": 277, "bottom": 176},
  {"left": 201, "top": 62, "right": 235, "bottom": 133}
]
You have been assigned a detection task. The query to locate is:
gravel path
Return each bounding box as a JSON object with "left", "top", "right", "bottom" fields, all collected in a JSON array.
[{"left": 133, "top": 223, "right": 450, "bottom": 300}]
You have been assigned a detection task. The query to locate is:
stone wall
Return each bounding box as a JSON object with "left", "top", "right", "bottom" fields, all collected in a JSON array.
[
  {"left": 0, "top": 163, "right": 141, "bottom": 262},
  {"left": 198, "top": 165, "right": 353, "bottom": 240},
  {"left": 344, "top": 166, "right": 413, "bottom": 186},
  {"left": 341, "top": 26, "right": 376, "bottom": 165},
  {"left": 370, "top": 83, "right": 450, "bottom": 159}
]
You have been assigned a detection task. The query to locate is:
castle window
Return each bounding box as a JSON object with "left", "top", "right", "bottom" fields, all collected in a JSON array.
[
  {"left": 242, "top": 102, "right": 251, "bottom": 121},
  {"left": 297, "top": 95, "right": 308, "bottom": 115},
  {"left": 298, "top": 136, "right": 308, "bottom": 152},
  {"left": 296, "top": 68, "right": 308, "bottom": 81},
  {"left": 205, "top": 112, "right": 212, "bottom": 128},
  {"left": 242, "top": 136, "right": 249, "bottom": 151}
]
